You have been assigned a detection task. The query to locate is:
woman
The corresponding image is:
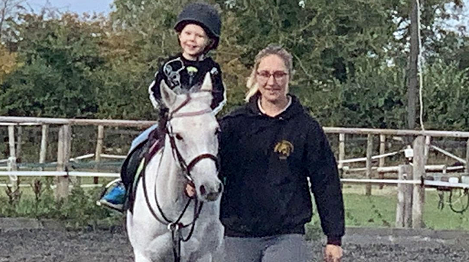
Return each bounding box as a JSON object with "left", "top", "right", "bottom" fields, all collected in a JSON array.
[{"left": 218, "top": 45, "right": 344, "bottom": 262}]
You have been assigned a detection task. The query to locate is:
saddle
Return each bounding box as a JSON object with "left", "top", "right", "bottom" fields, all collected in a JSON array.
[{"left": 121, "top": 129, "right": 163, "bottom": 213}]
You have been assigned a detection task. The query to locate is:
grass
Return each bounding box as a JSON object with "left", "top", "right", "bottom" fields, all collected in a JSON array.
[
  {"left": 337, "top": 185, "right": 469, "bottom": 230},
  {"left": 305, "top": 185, "right": 469, "bottom": 240},
  {"left": 0, "top": 179, "right": 123, "bottom": 229}
]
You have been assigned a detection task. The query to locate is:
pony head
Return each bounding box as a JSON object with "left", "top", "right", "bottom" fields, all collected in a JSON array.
[{"left": 160, "top": 73, "right": 223, "bottom": 202}]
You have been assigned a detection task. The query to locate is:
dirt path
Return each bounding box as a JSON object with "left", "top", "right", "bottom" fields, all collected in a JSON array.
[{"left": 1, "top": 227, "right": 468, "bottom": 261}]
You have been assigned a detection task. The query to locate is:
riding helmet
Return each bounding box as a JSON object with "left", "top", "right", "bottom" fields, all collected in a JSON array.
[{"left": 174, "top": 2, "right": 221, "bottom": 50}]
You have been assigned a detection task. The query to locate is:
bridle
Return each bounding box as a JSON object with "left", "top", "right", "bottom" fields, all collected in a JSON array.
[
  {"left": 141, "top": 94, "right": 219, "bottom": 262},
  {"left": 166, "top": 94, "right": 220, "bottom": 183}
]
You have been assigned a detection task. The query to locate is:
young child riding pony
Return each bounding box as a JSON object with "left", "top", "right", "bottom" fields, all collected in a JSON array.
[{"left": 98, "top": 2, "right": 225, "bottom": 211}]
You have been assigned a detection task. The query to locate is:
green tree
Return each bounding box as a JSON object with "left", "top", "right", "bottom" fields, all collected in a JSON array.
[
  {"left": 0, "top": 43, "right": 17, "bottom": 83},
  {"left": 422, "top": 59, "right": 469, "bottom": 130},
  {"left": 215, "top": 0, "right": 407, "bottom": 126},
  {"left": 1, "top": 0, "right": 467, "bottom": 130},
  {"left": 336, "top": 57, "right": 407, "bottom": 128},
  {"left": 0, "top": 0, "right": 25, "bottom": 42},
  {"left": 0, "top": 13, "right": 105, "bottom": 117},
  {"left": 215, "top": 0, "right": 466, "bottom": 128}
]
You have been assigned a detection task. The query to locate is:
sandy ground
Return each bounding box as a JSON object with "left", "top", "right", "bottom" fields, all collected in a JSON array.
[
  {"left": 1, "top": 227, "right": 469, "bottom": 261},
  {"left": 0, "top": 228, "right": 132, "bottom": 262}
]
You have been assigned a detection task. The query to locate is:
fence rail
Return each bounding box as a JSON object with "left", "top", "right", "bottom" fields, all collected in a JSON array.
[
  {"left": 0, "top": 171, "right": 119, "bottom": 177},
  {"left": 325, "top": 127, "right": 469, "bottom": 138},
  {"left": 0, "top": 116, "right": 155, "bottom": 127},
  {"left": 3, "top": 116, "right": 469, "bottom": 229}
]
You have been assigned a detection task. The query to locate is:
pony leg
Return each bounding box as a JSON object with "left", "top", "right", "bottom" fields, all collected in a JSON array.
[
  {"left": 193, "top": 253, "right": 212, "bottom": 262},
  {"left": 134, "top": 251, "right": 152, "bottom": 262},
  {"left": 145, "top": 233, "right": 173, "bottom": 262}
]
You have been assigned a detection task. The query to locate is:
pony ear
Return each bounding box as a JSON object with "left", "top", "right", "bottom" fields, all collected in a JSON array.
[
  {"left": 160, "top": 80, "right": 177, "bottom": 107},
  {"left": 200, "top": 73, "right": 212, "bottom": 92}
]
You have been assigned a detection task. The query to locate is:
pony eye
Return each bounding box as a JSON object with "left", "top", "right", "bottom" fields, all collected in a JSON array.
[{"left": 175, "top": 134, "right": 183, "bottom": 140}]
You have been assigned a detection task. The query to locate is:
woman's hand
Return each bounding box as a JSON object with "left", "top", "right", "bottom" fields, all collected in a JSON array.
[
  {"left": 324, "top": 244, "right": 343, "bottom": 262},
  {"left": 185, "top": 182, "right": 196, "bottom": 198}
]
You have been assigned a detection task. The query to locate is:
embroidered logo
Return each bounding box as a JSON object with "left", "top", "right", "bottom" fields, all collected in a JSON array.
[{"left": 274, "top": 140, "right": 294, "bottom": 160}]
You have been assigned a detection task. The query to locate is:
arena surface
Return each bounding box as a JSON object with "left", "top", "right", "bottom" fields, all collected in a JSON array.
[{"left": 1, "top": 226, "right": 469, "bottom": 261}]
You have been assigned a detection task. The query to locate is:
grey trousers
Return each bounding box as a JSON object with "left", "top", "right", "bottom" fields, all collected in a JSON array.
[{"left": 217, "top": 234, "right": 313, "bottom": 262}]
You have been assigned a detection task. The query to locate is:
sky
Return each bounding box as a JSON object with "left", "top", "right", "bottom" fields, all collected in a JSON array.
[{"left": 26, "top": 0, "right": 114, "bottom": 14}]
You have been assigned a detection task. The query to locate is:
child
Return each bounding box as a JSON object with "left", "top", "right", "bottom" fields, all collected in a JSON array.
[{"left": 98, "top": 2, "right": 225, "bottom": 211}]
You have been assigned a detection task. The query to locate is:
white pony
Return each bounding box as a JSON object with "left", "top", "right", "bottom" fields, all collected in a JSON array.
[{"left": 127, "top": 73, "right": 224, "bottom": 262}]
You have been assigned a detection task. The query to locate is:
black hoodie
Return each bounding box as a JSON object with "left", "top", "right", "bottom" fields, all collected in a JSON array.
[{"left": 219, "top": 95, "right": 344, "bottom": 245}]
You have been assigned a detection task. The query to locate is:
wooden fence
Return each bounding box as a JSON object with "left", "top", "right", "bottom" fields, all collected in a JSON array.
[
  {"left": 325, "top": 128, "right": 469, "bottom": 229},
  {"left": 2, "top": 116, "right": 469, "bottom": 228},
  {"left": 0, "top": 116, "right": 155, "bottom": 200}
]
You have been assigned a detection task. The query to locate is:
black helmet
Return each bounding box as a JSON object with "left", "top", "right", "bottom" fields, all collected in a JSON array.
[{"left": 174, "top": 2, "right": 221, "bottom": 49}]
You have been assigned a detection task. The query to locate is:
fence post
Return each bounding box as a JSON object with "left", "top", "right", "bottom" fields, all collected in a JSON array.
[
  {"left": 396, "top": 164, "right": 412, "bottom": 227},
  {"left": 379, "top": 135, "right": 386, "bottom": 167},
  {"left": 338, "top": 133, "right": 345, "bottom": 170},
  {"left": 365, "top": 134, "right": 373, "bottom": 195},
  {"left": 396, "top": 165, "right": 405, "bottom": 227},
  {"left": 8, "top": 125, "right": 16, "bottom": 160},
  {"left": 56, "top": 124, "right": 72, "bottom": 200},
  {"left": 16, "top": 126, "right": 22, "bottom": 162},
  {"left": 465, "top": 138, "right": 469, "bottom": 174},
  {"left": 404, "top": 165, "right": 413, "bottom": 228},
  {"left": 7, "top": 156, "right": 18, "bottom": 188},
  {"left": 8, "top": 125, "right": 18, "bottom": 189},
  {"left": 379, "top": 135, "right": 386, "bottom": 189},
  {"left": 94, "top": 125, "right": 105, "bottom": 184},
  {"left": 39, "top": 124, "right": 49, "bottom": 171},
  {"left": 424, "top": 135, "right": 431, "bottom": 162},
  {"left": 412, "top": 136, "right": 426, "bottom": 228}
]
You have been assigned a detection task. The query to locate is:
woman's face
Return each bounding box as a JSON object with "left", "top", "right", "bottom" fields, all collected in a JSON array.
[{"left": 256, "top": 54, "right": 289, "bottom": 104}]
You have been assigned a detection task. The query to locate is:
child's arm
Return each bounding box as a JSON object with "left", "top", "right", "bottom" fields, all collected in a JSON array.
[
  {"left": 210, "top": 64, "right": 226, "bottom": 114},
  {"left": 148, "top": 67, "right": 166, "bottom": 109}
]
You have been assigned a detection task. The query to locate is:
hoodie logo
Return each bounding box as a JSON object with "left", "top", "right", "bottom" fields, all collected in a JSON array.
[{"left": 274, "top": 140, "right": 294, "bottom": 160}]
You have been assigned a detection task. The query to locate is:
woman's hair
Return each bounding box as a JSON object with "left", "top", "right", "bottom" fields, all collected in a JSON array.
[{"left": 245, "top": 44, "right": 293, "bottom": 102}]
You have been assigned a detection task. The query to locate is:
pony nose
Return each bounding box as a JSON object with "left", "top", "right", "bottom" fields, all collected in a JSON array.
[{"left": 199, "top": 182, "right": 223, "bottom": 202}]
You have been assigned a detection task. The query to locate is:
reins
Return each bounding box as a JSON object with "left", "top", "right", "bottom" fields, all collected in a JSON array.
[{"left": 140, "top": 94, "right": 219, "bottom": 262}]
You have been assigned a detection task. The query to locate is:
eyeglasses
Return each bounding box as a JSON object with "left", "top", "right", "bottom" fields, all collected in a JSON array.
[{"left": 256, "top": 70, "right": 288, "bottom": 82}]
